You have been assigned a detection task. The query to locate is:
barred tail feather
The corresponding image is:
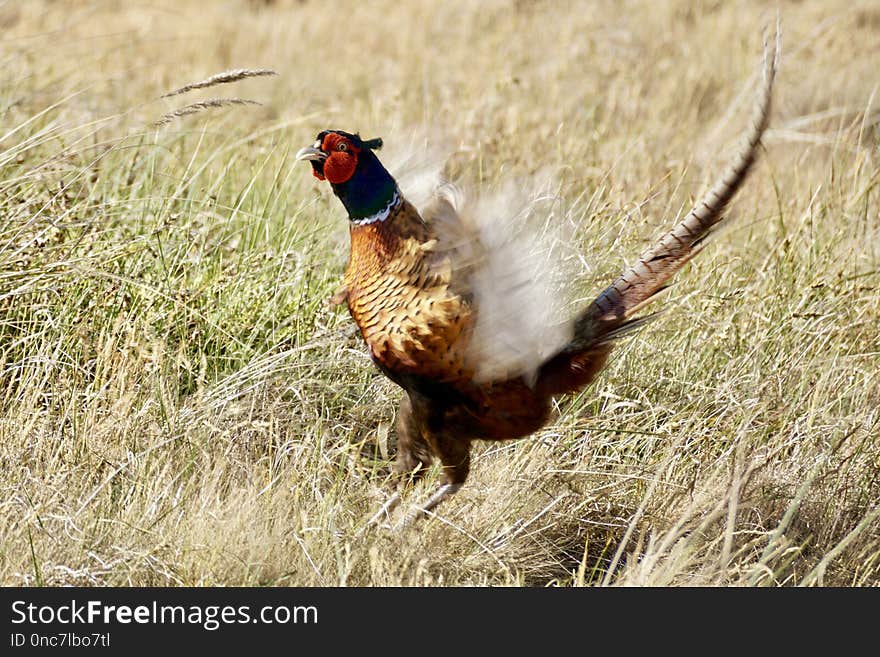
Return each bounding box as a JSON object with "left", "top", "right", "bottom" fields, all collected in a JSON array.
[{"left": 537, "top": 31, "right": 778, "bottom": 397}]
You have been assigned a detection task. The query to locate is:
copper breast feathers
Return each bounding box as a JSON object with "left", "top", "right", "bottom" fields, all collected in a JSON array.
[{"left": 343, "top": 201, "right": 475, "bottom": 387}]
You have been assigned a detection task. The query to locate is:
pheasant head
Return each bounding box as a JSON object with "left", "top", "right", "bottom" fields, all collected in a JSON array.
[{"left": 296, "top": 130, "right": 398, "bottom": 224}]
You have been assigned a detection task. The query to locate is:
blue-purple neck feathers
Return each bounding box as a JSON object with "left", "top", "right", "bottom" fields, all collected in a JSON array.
[{"left": 330, "top": 149, "right": 399, "bottom": 223}]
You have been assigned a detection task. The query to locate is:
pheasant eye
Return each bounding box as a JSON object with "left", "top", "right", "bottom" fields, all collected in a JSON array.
[{"left": 337, "top": 142, "right": 348, "bottom": 152}]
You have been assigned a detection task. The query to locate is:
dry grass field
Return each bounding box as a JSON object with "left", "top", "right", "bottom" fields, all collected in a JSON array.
[{"left": 1, "top": 0, "right": 878, "bottom": 586}]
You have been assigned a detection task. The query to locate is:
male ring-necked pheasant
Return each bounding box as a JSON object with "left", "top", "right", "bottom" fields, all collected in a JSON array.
[{"left": 296, "top": 39, "right": 777, "bottom": 528}]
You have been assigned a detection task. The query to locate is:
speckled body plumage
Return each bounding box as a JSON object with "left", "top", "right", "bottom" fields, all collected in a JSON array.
[
  {"left": 344, "top": 200, "right": 475, "bottom": 388},
  {"left": 341, "top": 195, "right": 612, "bottom": 487}
]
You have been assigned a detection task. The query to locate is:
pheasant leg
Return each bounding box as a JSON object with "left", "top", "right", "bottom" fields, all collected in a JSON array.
[
  {"left": 394, "top": 482, "right": 462, "bottom": 531},
  {"left": 364, "top": 491, "right": 401, "bottom": 529}
]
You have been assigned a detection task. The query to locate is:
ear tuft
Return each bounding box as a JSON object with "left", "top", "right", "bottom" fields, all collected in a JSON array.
[{"left": 362, "top": 137, "right": 383, "bottom": 150}]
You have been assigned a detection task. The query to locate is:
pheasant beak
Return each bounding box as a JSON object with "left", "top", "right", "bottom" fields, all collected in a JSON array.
[
  {"left": 295, "top": 146, "right": 327, "bottom": 162},
  {"left": 296, "top": 143, "right": 328, "bottom": 180}
]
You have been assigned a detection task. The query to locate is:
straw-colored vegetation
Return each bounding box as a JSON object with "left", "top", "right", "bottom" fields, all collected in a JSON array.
[{"left": 1, "top": 0, "right": 877, "bottom": 586}]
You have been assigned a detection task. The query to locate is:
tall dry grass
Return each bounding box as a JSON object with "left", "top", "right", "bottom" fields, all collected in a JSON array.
[{"left": 0, "top": 0, "right": 877, "bottom": 586}]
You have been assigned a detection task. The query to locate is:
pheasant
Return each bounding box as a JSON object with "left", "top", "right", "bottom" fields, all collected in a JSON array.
[{"left": 296, "top": 39, "right": 777, "bottom": 528}]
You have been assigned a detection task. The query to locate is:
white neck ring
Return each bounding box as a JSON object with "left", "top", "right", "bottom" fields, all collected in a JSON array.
[{"left": 350, "top": 189, "right": 401, "bottom": 226}]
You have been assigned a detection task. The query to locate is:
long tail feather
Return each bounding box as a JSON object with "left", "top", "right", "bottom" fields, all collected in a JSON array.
[
  {"left": 537, "top": 30, "right": 779, "bottom": 396},
  {"left": 585, "top": 30, "right": 778, "bottom": 330}
]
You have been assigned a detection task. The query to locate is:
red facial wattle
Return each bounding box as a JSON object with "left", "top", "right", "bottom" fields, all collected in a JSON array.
[
  {"left": 321, "top": 134, "right": 360, "bottom": 185},
  {"left": 297, "top": 130, "right": 393, "bottom": 222}
]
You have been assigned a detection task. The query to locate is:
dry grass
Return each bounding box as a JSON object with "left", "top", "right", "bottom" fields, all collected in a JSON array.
[
  {"left": 1, "top": 0, "right": 878, "bottom": 586},
  {"left": 161, "top": 68, "right": 277, "bottom": 99},
  {"left": 152, "top": 98, "right": 264, "bottom": 128}
]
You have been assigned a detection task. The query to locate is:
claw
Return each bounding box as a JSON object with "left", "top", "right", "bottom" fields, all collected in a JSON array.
[
  {"left": 394, "top": 482, "right": 462, "bottom": 531},
  {"left": 362, "top": 491, "right": 401, "bottom": 532}
]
